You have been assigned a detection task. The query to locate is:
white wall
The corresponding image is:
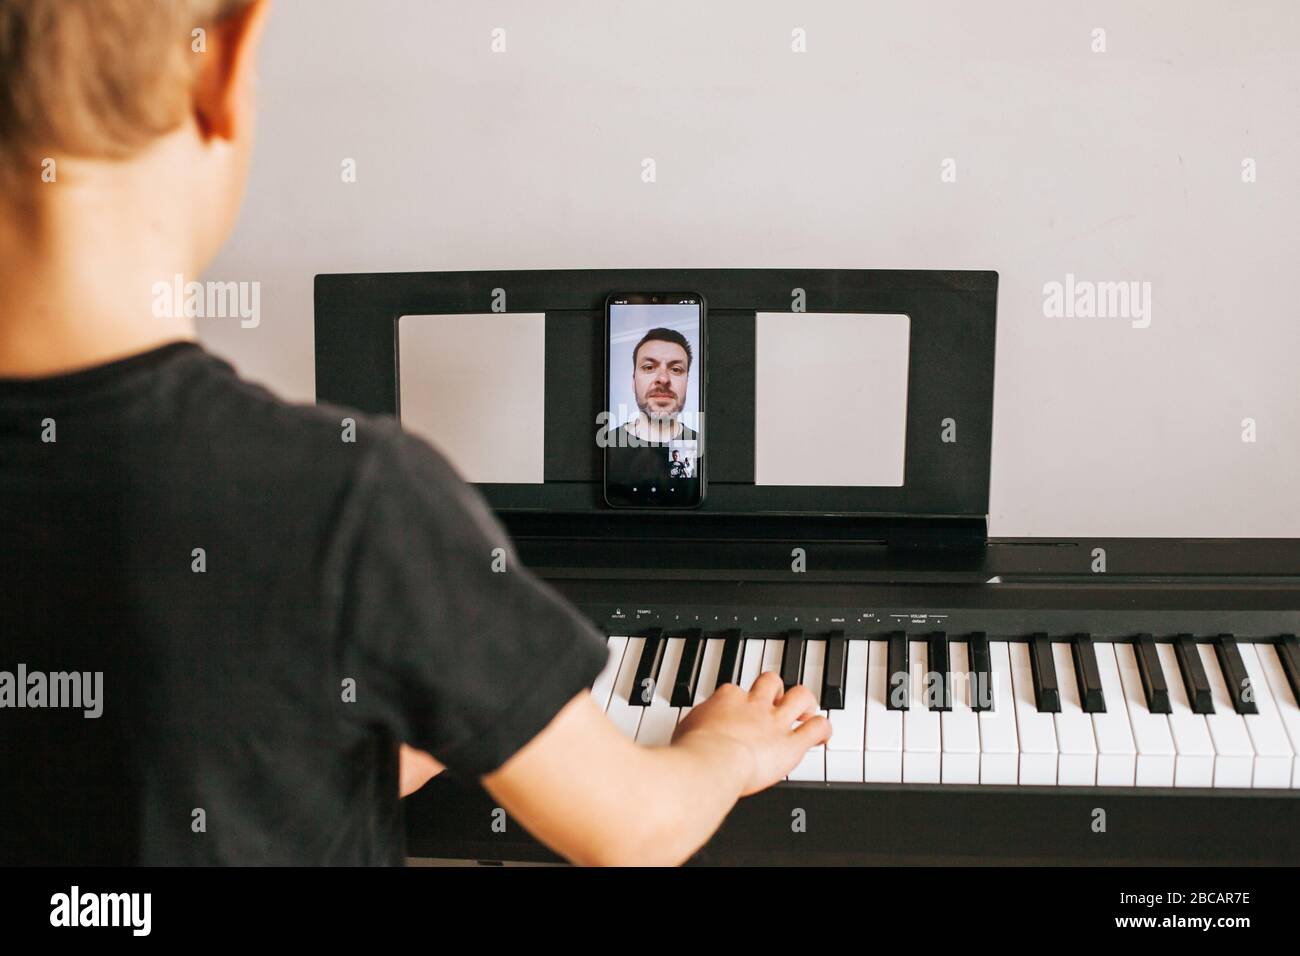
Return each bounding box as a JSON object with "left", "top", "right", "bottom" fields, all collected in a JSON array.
[{"left": 203, "top": 0, "right": 1300, "bottom": 537}]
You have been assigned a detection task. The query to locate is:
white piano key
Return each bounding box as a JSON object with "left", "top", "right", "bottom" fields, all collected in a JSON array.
[
  {"left": 676, "top": 636, "right": 724, "bottom": 725},
  {"left": 738, "top": 638, "right": 765, "bottom": 691},
  {"left": 977, "top": 642, "right": 1019, "bottom": 784},
  {"left": 789, "top": 640, "right": 828, "bottom": 782},
  {"left": 1255, "top": 643, "right": 1300, "bottom": 786},
  {"left": 1156, "top": 642, "right": 1215, "bottom": 787},
  {"left": 801, "top": 639, "right": 826, "bottom": 713},
  {"left": 1052, "top": 642, "right": 1098, "bottom": 786},
  {"left": 1114, "top": 642, "right": 1176, "bottom": 786},
  {"left": 591, "top": 635, "right": 628, "bottom": 712},
  {"left": 827, "top": 639, "right": 868, "bottom": 782},
  {"left": 787, "top": 755, "right": 825, "bottom": 782},
  {"left": 941, "top": 642, "right": 980, "bottom": 784},
  {"left": 635, "top": 637, "right": 684, "bottom": 746},
  {"left": 761, "top": 638, "right": 785, "bottom": 679},
  {"left": 903, "top": 640, "right": 941, "bottom": 783},
  {"left": 695, "top": 638, "right": 724, "bottom": 701},
  {"left": 1090, "top": 642, "right": 1137, "bottom": 786},
  {"left": 1197, "top": 643, "right": 1255, "bottom": 787},
  {"left": 605, "top": 636, "right": 647, "bottom": 739},
  {"left": 864, "top": 639, "right": 903, "bottom": 782},
  {"left": 759, "top": 637, "right": 790, "bottom": 780},
  {"left": 801, "top": 639, "right": 827, "bottom": 726},
  {"left": 771, "top": 638, "right": 793, "bottom": 776},
  {"left": 1009, "top": 640, "right": 1058, "bottom": 785},
  {"left": 1236, "top": 643, "right": 1294, "bottom": 787}
]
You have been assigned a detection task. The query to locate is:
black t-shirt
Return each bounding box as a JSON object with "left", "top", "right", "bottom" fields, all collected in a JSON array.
[
  {"left": 0, "top": 341, "right": 609, "bottom": 865},
  {"left": 605, "top": 422, "right": 701, "bottom": 496}
]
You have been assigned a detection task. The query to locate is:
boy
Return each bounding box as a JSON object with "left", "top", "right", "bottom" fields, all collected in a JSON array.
[{"left": 0, "top": 0, "right": 830, "bottom": 865}]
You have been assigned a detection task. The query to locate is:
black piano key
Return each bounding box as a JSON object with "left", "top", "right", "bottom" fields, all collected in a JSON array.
[
  {"left": 1174, "top": 634, "right": 1214, "bottom": 714},
  {"left": 886, "top": 631, "right": 909, "bottom": 711},
  {"left": 1213, "top": 635, "right": 1257, "bottom": 716},
  {"left": 1071, "top": 634, "right": 1106, "bottom": 714},
  {"left": 715, "top": 629, "right": 744, "bottom": 687},
  {"left": 967, "top": 632, "right": 993, "bottom": 712},
  {"left": 1027, "top": 633, "right": 1060, "bottom": 713},
  {"left": 629, "top": 628, "right": 665, "bottom": 706},
  {"left": 672, "top": 628, "right": 705, "bottom": 707},
  {"left": 780, "top": 629, "right": 806, "bottom": 691},
  {"left": 926, "top": 632, "right": 951, "bottom": 711},
  {"left": 822, "top": 630, "right": 848, "bottom": 710},
  {"left": 1134, "top": 634, "right": 1172, "bottom": 714},
  {"left": 1277, "top": 635, "right": 1300, "bottom": 703}
]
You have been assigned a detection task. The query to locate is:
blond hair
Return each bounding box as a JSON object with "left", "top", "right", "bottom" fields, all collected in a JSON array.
[{"left": 0, "top": 0, "right": 254, "bottom": 171}]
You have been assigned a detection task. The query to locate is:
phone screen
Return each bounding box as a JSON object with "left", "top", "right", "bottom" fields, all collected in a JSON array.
[{"left": 603, "top": 293, "right": 706, "bottom": 508}]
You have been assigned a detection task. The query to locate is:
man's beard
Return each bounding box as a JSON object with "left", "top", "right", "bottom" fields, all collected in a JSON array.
[{"left": 639, "top": 392, "right": 682, "bottom": 422}]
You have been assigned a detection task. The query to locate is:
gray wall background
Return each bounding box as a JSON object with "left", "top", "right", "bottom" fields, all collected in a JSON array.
[{"left": 202, "top": 0, "right": 1300, "bottom": 538}]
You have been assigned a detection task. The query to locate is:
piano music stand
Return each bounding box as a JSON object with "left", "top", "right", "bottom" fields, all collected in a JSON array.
[{"left": 315, "top": 268, "right": 998, "bottom": 547}]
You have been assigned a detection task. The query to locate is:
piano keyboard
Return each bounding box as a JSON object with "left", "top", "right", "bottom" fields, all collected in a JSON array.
[{"left": 591, "top": 629, "right": 1300, "bottom": 789}]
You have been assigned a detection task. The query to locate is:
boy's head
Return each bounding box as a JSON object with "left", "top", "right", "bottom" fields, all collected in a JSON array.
[{"left": 0, "top": 0, "right": 268, "bottom": 270}]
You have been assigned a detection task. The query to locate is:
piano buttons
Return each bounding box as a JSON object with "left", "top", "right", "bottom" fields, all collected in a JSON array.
[
  {"left": 967, "top": 632, "right": 994, "bottom": 713},
  {"left": 1214, "top": 635, "right": 1257, "bottom": 716},
  {"left": 591, "top": 635, "right": 629, "bottom": 713},
  {"left": 629, "top": 628, "right": 666, "bottom": 707},
  {"left": 715, "top": 628, "right": 745, "bottom": 688},
  {"left": 780, "top": 629, "right": 806, "bottom": 692},
  {"left": 1052, "top": 641, "right": 1098, "bottom": 785},
  {"left": 1134, "top": 633, "right": 1172, "bottom": 715},
  {"left": 1174, "top": 634, "right": 1215, "bottom": 715},
  {"left": 822, "top": 630, "right": 849, "bottom": 710},
  {"left": 826, "top": 639, "right": 868, "bottom": 782},
  {"left": 1234, "top": 643, "right": 1294, "bottom": 787},
  {"left": 1155, "top": 641, "right": 1215, "bottom": 787},
  {"left": 1090, "top": 641, "right": 1138, "bottom": 786},
  {"left": 865, "top": 639, "right": 903, "bottom": 782},
  {"left": 1028, "top": 633, "right": 1061, "bottom": 714},
  {"left": 940, "top": 640, "right": 980, "bottom": 784},
  {"left": 1010, "top": 640, "right": 1058, "bottom": 784},
  {"left": 977, "top": 642, "right": 1019, "bottom": 784},
  {"left": 672, "top": 628, "right": 705, "bottom": 707},
  {"left": 902, "top": 638, "right": 941, "bottom": 783},
  {"left": 1071, "top": 634, "right": 1107, "bottom": 713},
  {"left": 1196, "top": 641, "right": 1255, "bottom": 787},
  {"left": 1114, "top": 641, "right": 1176, "bottom": 786},
  {"left": 885, "top": 631, "right": 909, "bottom": 712},
  {"left": 926, "top": 631, "right": 951, "bottom": 712}
]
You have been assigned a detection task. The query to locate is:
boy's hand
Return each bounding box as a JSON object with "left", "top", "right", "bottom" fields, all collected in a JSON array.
[
  {"left": 399, "top": 744, "right": 444, "bottom": 797},
  {"left": 672, "top": 672, "right": 831, "bottom": 797}
]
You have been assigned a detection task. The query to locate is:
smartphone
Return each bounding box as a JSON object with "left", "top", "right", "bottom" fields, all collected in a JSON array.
[{"left": 603, "top": 292, "right": 706, "bottom": 508}]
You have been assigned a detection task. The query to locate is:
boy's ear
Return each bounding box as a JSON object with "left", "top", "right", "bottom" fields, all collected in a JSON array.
[{"left": 192, "top": 0, "right": 271, "bottom": 143}]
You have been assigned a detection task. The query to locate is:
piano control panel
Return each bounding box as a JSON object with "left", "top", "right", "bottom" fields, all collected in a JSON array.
[{"left": 588, "top": 604, "right": 1300, "bottom": 642}]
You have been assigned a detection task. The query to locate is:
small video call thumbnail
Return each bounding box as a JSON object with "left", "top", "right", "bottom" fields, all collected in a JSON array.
[{"left": 667, "top": 440, "right": 697, "bottom": 479}]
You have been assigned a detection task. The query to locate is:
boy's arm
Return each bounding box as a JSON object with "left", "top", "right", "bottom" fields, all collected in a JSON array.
[
  {"left": 338, "top": 426, "right": 828, "bottom": 846},
  {"left": 480, "top": 672, "right": 830, "bottom": 866},
  {"left": 399, "top": 744, "right": 444, "bottom": 797}
]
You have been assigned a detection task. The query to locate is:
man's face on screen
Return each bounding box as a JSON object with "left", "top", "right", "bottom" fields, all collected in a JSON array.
[{"left": 634, "top": 340, "right": 689, "bottom": 421}]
